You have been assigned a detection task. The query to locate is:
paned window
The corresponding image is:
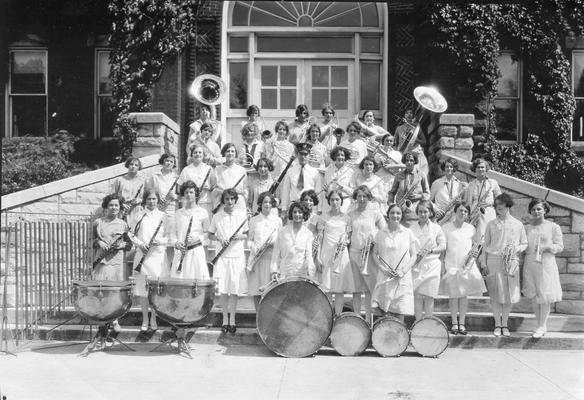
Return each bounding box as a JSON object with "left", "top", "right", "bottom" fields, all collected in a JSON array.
[
  {"left": 96, "top": 50, "right": 114, "bottom": 138},
  {"left": 311, "top": 65, "right": 348, "bottom": 110},
  {"left": 493, "top": 53, "right": 521, "bottom": 142},
  {"left": 260, "top": 65, "right": 297, "bottom": 110},
  {"left": 572, "top": 51, "right": 584, "bottom": 143}
]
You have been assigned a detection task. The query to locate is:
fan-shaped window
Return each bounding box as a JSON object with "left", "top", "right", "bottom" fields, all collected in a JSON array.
[{"left": 232, "top": 1, "right": 379, "bottom": 27}]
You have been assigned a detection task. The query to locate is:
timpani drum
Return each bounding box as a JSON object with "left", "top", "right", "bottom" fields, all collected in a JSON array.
[
  {"left": 72, "top": 280, "right": 133, "bottom": 323},
  {"left": 410, "top": 317, "right": 449, "bottom": 357},
  {"left": 147, "top": 278, "right": 216, "bottom": 324},
  {"left": 330, "top": 312, "right": 371, "bottom": 356},
  {"left": 371, "top": 316, "right": 410, "bottom": 357},
  {"left": 257, "top": 276, "right": 333, "bottom": 358}
]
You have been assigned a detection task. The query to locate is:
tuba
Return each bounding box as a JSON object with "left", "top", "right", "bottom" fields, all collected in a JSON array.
[
  {"left": 189, "top": 74, "right": 226, "bottom": 105},
  {"left": 398, "top": 86, "right": 448, "bottom": 153}
]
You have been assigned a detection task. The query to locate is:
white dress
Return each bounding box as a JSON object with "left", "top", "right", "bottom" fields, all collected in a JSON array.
[
  {"left": 349, "top": 171, "right": 386, "bottom": 212},
  {"left": 410, "top": 220, "right": 445, "bottom": 298},
  {"left": 147, "top": 168, "right": 179, "bottom": 234},
  {"left": 340, "top": 138, "right": 368, "bottom": 169},
  {"left": 131, "top": 208, "right": 168, "bottom": 296},
  {"left": 209, "top": 209, "right": 248, "bottom": 295},
  {"left": 270, "top": 224, "right": 315, "bottom": 278},
  {"left": 374, "top": 148, "right": 402, "bottom": 205},
  {"left": 212, "top": 163, "right": 248, "bottom": 213},
  {"left": 440, "top": 222, "right": 486, "bottom": 298},
  {"left": 464, "top": 178, "right": 501, "bottom": 235},
  {"left": 321, "top": 164, "right": 354, "bottom": 214},
  {"left": 372, "top": 225, "right": 418, "bottom": 315},
  {"left": 430, "top": 176, "right": 466, "bottom": 224},
  {"left": 177, "top": 163, "right": 216, "bottom": 216},
  {"left": 523, "top": 221, "right": 564, "bottom": 304},
  {"left": 169, "top": 206, "right": 210, "bottom": 280},
  {"left": 247, "top": 213, "right": 282, "bottom": 295},
  {"left": 111, "top": 174, "right": 146, "bottom": 227}
]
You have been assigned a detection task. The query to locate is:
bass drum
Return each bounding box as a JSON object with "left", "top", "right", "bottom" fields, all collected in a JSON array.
[
  {"left": 330, "top": 312, "right": 371, "bottom": 356},
  {"left": 257, "top": 276, "right": 333, "bottom": 358},
  {"left": 410, "top": 317, "right": 449, "bottom": 357},
  {"left": 72, "top": 280, "right": 133, "bottom": 323},
  {"left": 371, "top": 316, "right": 410, "bottom": 357}
]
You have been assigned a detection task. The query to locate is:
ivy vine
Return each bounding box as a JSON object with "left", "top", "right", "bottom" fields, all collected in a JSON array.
[
  {"left": 427, "top": 0, "right": 584, "bottom": 197},
  {"left": 108, "top": 0, "right": 208, "bottom": 159}
]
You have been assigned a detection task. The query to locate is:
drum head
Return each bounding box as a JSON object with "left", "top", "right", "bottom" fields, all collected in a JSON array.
[
  {"left": 330, "top": 312, "right": 371, "bottom": 356},
  {"left": 410, "top": 317, "right": 449, "bottom": 357},
  {"left": 371, "top": 317, "right": 410, "bottom": 357},
  {"left": 257, "top": 277, "right": 333, "bottom": 358}
]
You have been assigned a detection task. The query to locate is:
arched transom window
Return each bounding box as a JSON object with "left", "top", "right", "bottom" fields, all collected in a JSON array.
[{"left": 232, "top": 1, "right": 380, "bottom": 27}]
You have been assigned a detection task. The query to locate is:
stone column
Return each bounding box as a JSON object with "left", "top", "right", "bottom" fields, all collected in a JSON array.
[
  {"left": 129, "top": 112, "right": 180, "bottom": 160},
  {"left": 427, "top": 114, "right": 475, "bottom": 181}
]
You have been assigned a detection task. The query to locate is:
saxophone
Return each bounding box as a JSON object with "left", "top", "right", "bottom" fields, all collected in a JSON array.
[
  {"left": 469, "top": 184, "right": 490, "bottom": 226},
  {"left": 246, "top": 227, "right": 277, "bottom": 271},
  {"left": 396, "top": 178, "right": 419, "bottom": 209},
  {"left": 437, "top": 188, "right": 466, "bottom": 225},
  {"left": 502, "top": 243, "right": 519, "bottom": 277},
  {"left": 359, "top": 236, "right": 374, "bottom": 275}
]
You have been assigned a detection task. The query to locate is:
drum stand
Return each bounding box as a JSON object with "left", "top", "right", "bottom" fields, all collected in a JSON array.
[
  {"left": 79, "top": 322, "right": 135, "bottom": 357},
  {"left": 150, "top": 325, "right": 192, "bottom": 358}
]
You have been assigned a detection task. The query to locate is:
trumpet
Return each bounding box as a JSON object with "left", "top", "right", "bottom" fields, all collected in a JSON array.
[
  {"left": 360, "top": 236, "right": 374, "bottom": 275},
  {"left": 462, "top": 239, "right": 483, "bottom": 272},
  {"left": 502, "top": 243, "right": 519, "bottom": 277},
  {"left": 246, "top": 227, "right": 277, "bottom": 271},
  {"left": 411, "top": 238, "right": 434, "bottom": 271},
  {"left": 312, "top": 228, "right": 324, "bottom": 264},
  {"left": 332, "top": 230, "right": 349, "bottom": 274}
]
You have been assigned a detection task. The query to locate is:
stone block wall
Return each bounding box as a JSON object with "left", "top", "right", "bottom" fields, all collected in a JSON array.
[{"left": 427, "top": 114, "right": 475, "bottom": 181}]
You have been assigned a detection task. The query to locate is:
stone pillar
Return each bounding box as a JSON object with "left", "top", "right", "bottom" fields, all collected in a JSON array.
[
  {"left": 129, "top": 112, "right": 180, "bottom": 160},
  {"left": 427, "top": 114, "right": 475, "bottom": 181}
]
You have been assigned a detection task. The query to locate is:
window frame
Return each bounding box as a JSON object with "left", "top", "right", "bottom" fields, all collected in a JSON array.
[
  {"left": 7, "top": 48, "right": 49, "bottom": 138},
  {"left": 493, "top": 51, "right": 522, "bottom": 145},
  {"left": 572, "top": 49, "right": 584, "bottom": 151},
  {"left": 94, "top": 48, "right": 114, "bottom": 139}
]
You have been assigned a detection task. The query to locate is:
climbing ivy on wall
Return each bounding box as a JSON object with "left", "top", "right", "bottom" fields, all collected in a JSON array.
[
  {"left": 108, "top": 0, "right": 208, "bottom": 159},
  {"left": 427, "top": 1, "right": 584, "bottom": 197}
]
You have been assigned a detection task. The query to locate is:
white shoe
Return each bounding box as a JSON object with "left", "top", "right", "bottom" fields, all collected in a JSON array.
[
  {"left": 493, "top": 327, "right": 502, "bottom": 337},
  {"left": 150, "top": 318, "right": 158, "bottom": 331},
  {"left": 140, "top": 322, "right": 148, "bottom": 332},
  {"left": 532, "top": 328, "right": 545, "bottom": 339},
  {"left": 112, "top": 320, "right": 122, "bottom": 333}
]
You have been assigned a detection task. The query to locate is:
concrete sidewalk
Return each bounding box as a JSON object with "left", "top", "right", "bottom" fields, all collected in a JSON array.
[{"left": 1, "top": 343, "right": 583, "bottom": 400}]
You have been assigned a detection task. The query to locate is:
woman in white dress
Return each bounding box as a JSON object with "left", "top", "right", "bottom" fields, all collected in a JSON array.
[
  {"left": 306, "top": 124, "right": 328, "bottom": 170},
  {"left": 178, "top": 144, "right": 216, "bottom": 216},
  {"left": 270, "top": 202, "right": 315, "bottom": 278},
  {"left": 372, "top": 203, "right": 418, "bottom": 321},
  {"left": 130, "top": 190, "right": 168, "bottom": 331},
  {"left": 430, "top": 158, "right": 467, "bottom": 224},
  {"left": 147, "top": 153, "right": 179, "bottom": 238},
  {"left": 247, "top": 192, "right": 282, "bottom": 310},
  {"left": 464, "top": 158, "right": 502, "bottom": 235},
  {"left": 480, "top": 193, "right": 527, "bottom": 337},
  {"left": 315, "top": 190, "right": 355, "bottom": 315},
  {"left": 170, "top": 181, "right": 210, "bottom": 280},
  {"left": 212, "top": 143, "right": 248, "bottom": 214},
  {"left": 523, "top": 199, "right": 564, "bottom": 338},
  {"left": 410, "top": 201, "right": 446, "bottom": 322},
  {"left": 268, "top": 121, "right": 295, "bottom": 182},
  {"left": 111, "top": 157, "right": 145, "bottom": 226},
  {"left": 348, "top": 185, "right": 387, "bottom": 323},
  {"left": 340, "top": 122, "right": 368, "bottom": 169},
  {"left": 441, "top": 202, "right": 486, "bottom": 335},
  {"left": 248, "top": 157, "right": 275, "bottom": 213},
  {"left": 321, "top": 146, "right": 354, "bottom": 214},
  {"left": 188, "top": 104, "right": 224, "bottom": 148},
  {"left": 240, "top": 105, "right": 265, "bottom": 140},
  {"left": 356, "top": 110, "right": 388, "bottom": 139},
  {"left": 288, "top": 104, "right": 311, "bottom": 144},
  {"left": 349, "top": 155, "right": 386, "bottom": 212},
  {"left": 373, "top": 134, "right": 403, "bottom": 202},
  {"left": 300, "top": 190, "right": 319, "bottom": 234},
  {"left": 319, "top": 105, "right": 339, "bottom": 153},
  {"left": 208, "top": 189, "right": 249, "bottom": 334}
]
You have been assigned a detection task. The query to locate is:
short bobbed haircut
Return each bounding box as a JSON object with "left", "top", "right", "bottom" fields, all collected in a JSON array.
[
  {"left": 295, "top": 104, "right": 309, "bottom": 118},
  {"left": 495, "top": 193, "right": 514, "bottom": 208},
  {"left": 288, "top": 201, "right": 310, "bottom": 221},
  {"left": 255, "top": 157, "right": 274, "bottom": 172},
  {"left": 275, "top": 120, "right": 289, "bottom": 135},
  {"left": 352, "top": 185, "right": 373, "bottom": 201},
  {"left": 402, "top": 152, "right": 418, "bottom": 164},
  {"left": 326, "top": 189, "right": 345, "bottom": 206},
  {"left": 321, "top": 105, "right": 335, "bottom": 116},
  {"left": 416, "top": 200, "right": 435, "bottom": 218},
  {"left": 381, "top": 134, "right": 394, "bottom": 146},
  {"left": 124, "top": 157, "right": 142, "bottom": 169},
  {"left": 470, "top": 157, "right": 490, "bottom": 173},
  {"left": 221, "top": 143, "right": 238, "bottom": 157},
  {"left": 246, "top": 104, "right": 260, "bottom": 117},
  {"left": 346, "top": 121, "right": 361, "bottom": 134},
  {"left": 180, "top": 180, "right": 199, "bottom": 197},
  {"left": 441, "top": 158, "right": 459, "bottom": 172},
  {"left": 142, "top": 189, "right": 160, "bottom": 205},
  {"left": 102, "top": 193, "right": 124, "bottom": 210},
  {"left": 454, "top": 201, "right": 471, "bottom": 213},
  {"left": 359, "top": 155, "right": 379, "bottom": 171},
  {"left": 158, "top": 153, "right": 176, "bottom": 166},
  {"left": 257, "top": 191, "right": 277, "bottom": 213},
  {"left": 221, "top": 188, "right": 239, "bottom": 204},
  {"left": 330, "top": 146, "right": 351, "bottom": 162},
  {"left": 300, "top": 189, "right": 319, "bottom": 206},
  {"left": 386, "top": 203, "right": 403, "bottom": 219},
  {"left": 528, "top": 198, "right": 551, "bottom": 215}
]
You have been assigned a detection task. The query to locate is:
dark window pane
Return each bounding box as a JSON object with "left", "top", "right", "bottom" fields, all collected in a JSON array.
[
  {"left": 497, "top": 54, "right": 519, "bottom": 97},
  {"left": 361, "top": 37, "right": 380, "bottom": 53},
  {"left": 331, "top": 66, "right": 348, "bottom": 86},
  {"left": 229, "top": 36, "right": 248, "bottom": 53},
  {"left": 573, "top": 99, "right": 584, "bottom": 141},
  {"left": 12, "top": 96, "right": 46, "bottom": 136},
  {"left": 312, "top": 89, "right": 329, "bottom": 110},
  {"left": 312, "top": 66, "right": 328, "bottom": 87},
  {"left": 331, "top": 89, "right": 348, "bottom": 110},
  {"left": 257, "top": 36, "right": 352, "bottom": 53},
  {"left": 280, "top": 89, "right": 296, "bottom": 109},
  {"left": 494, "top": 99, "right": 518, "bottom": 141},
  {"left": 361, "top": 3, "right": 379, "bottom": 26},
  {"left": 315, "top": 2, "right": 360, "bottom": 27},
  {"left": 262, "top": 89, "right": 277, "bottom": 109},
  {"left": 262, "top": 66, "right": 277, "bottom": 86},
  {"left": 232, "top": 2, "right": 249, "bottom": 26},
  {"left": 11, "top": 51, "right": 46, "bottom": 94},
  {"left": 97, "top": 51, "right": 112, "bottom": 95},
  {"left": 280, "top": 66, "right": 297, "bottom": 86},
  {"left": 574, "top": 53, "right": 584, "bottom": 98},
  {"left": 361, "top": 63, "right": 380, "bottom": 110},
  {"left": 229, "top": 62, "right": 248, "bottom": 109},
  {"left": 99, "top": 97, "right": 115, "bottom": 137}
]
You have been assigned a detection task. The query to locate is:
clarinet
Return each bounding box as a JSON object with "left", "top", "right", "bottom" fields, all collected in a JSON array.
[
  {"left": 134, "top": 219, "right": 164, "bottom": 273},
  {"left": 121, "top": 184, "right": 143, "bottom": 219},
  {"left": 92, "top": 231, "right": 129, "bottom": 270},
  {"left": 207, "top": 216, "right": 248, "bottom": 277},
  {"left": 176, "top": 216, "right": 194, "bottom": 273},
  {"left": 212, "top": 173, "right": 246, "bottom": 214},
  {"left": 195, "top": 167, "right": 212, "bottom": 204},
  {"left": 269, "top": 155, "right": 296, "bottom": 195},
  {"left": 158, "top": 176, "right": 180, "bottom": 212}
]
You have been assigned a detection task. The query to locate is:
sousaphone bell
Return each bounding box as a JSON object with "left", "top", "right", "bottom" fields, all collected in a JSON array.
[{"left": 189, "top": 74, "right": 226, "bottom": 105}]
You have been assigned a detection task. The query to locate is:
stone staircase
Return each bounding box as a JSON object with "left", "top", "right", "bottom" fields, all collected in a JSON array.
[{"left": 12, "top": 295, "right": 584, "bottom": 352}]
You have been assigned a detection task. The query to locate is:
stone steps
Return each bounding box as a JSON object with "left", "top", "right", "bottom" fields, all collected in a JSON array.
[{"left": 17, "top": 325, "right": 584, "bottom": 352}]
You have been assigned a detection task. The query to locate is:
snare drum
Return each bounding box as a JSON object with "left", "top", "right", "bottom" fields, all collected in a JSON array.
[
  {"left": 71, "top": 280, "right": 133, "bottom": 323},
  {"left": 371, "top": 316, "right": 410, "bottom": 357},
  {"left": 410, "top": 317, "right": 449, "bottom": 357},
  {"left": 257, "top": 276, "right": 333, "bottom": 358},
  {"left": 330, "top": 312, "right": 371, "bottom": 356},
  {"left": 147, "top": 278, "right": 216, "bottom": 324}
]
